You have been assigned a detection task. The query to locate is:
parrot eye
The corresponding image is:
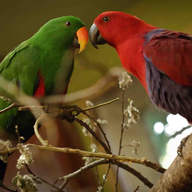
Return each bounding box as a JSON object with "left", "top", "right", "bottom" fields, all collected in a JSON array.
[
  {"left": 103, "top": 17, "right": 109, "bottom": 22},
  {"left": 65, "top": 21, "right": 71, "bottom": 27}
]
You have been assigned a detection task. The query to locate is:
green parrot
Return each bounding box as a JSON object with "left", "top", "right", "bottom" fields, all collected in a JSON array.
[{"left": 0, "top": 16, "right": 88, "bottom": 181}]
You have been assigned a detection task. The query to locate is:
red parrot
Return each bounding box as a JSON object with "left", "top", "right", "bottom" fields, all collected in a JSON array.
[{"left": 89, "top": 11, "right": 192, "bottom": 123}]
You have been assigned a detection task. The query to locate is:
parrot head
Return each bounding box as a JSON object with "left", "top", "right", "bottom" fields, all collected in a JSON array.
[
  {"left": 89, "top": 11, "right": 153, "bottom": 48},
  {"left": 31, "top": 16, "right": 88, "bottom": 53}
]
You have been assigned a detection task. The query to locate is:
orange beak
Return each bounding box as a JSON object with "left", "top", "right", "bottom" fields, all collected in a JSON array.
[{"left": 76, "top": 27, "right": 89, "bottom": 53}]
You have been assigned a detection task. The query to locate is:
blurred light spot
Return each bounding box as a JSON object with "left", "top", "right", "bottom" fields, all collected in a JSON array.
[
  {"left": 153, "top": 122, "right": 164, "bottom": 135},
  {"left": 154, "top": 114, "right": 191, "bottom": 168},
  {"left": 164, "top": 124, "right": 176, "bottom": 137},
  {"left": 164, "top": 114, "right": 189, "bottom": 137}
]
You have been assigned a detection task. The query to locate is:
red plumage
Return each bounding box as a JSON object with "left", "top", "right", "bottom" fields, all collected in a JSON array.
[
  {"left": 34, "top": 72, "right": 45, "bottom": 97},
  {"left": 90, "top": 11, "right": 192, "bottom": 122}
]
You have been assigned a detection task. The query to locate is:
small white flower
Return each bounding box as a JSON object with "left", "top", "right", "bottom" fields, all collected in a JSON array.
[
  {"left": 0, "top": 96, "right": 11, "bottom": 103},
  {"left": 97, "top": 185, "right": 103, "bottom": 192},
  {"left": 91, "top": 143, "right": 97, "bottom": 153},
  {"left": 103, "top": 174, "right": 107, "bottom": 181},
  {"left": 92, "top": 126, "right": 97, "bottom": 132},
  {"left": 119, "top": 72, "right": 132, "bottom": 90},
  {"left": 85, "top": 100, "right": 94, "bottom": 107},
  {"left": 12, "top": 172, "right": 38, "bottom": 192},
  {"left": 130, "top": 140, "right": 141, "bottom": 155},
  {"left": 82, "top": 118, "right": 92, "bottom": 137},
  {"left": 96, "top": 118, "right": 108, "bottom": 125},
  {"left": 82, "top": 157, "right": 94, "bottom": 166},
  {"left": 82, "top": 127, "right": 89, "bottom": 137},
  {"left": 83, "top": 118, "right": 91, "bottom": 126},
  {"left": 0, "top": 140, "right": 12, "bottom": 163},
  {"left": 16, "top": 144, "right": 34, "bottom": 169},
  {"left": 124, "top": 99, "right": 140, "bottom": 129}
]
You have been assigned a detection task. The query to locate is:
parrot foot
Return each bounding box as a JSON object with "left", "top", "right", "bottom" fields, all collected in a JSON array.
[
  {"left": 59, "top": 105, "right": 82, "bottom": 123},
  {"left": 177, "top": 134, "right": 191, "bottom": 157}
]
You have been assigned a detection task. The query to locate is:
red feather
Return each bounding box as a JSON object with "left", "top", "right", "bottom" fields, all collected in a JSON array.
[{"left": 34, "top": 72, "right": 45, "bottom": 98}]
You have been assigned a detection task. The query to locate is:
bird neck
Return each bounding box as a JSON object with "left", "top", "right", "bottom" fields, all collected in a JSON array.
[{"left": 116, "top": 36, "right": 148, "bottom": 91}]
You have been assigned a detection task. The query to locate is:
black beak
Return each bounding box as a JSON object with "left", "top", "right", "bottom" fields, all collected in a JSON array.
[{"left": 89, "top": 23, "right": 107, "bottom": 49}]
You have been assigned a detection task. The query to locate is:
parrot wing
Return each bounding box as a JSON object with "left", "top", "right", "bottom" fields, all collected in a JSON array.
[
  {"left": 144, "top": 30, "right": 192, "bottom": 86},
  {"left": 0, "top": 41, "right": 40, "bottom": 132},
  {"left": 0, "top": 41, "right": 30, "bottom": 72}
]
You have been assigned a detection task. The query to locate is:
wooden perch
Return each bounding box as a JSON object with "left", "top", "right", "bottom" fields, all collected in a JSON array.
[{"left": 149, "top": 134, "right": 192, "bottom": 192}]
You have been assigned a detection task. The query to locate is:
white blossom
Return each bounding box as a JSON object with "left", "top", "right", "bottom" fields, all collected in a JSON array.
[
  {"left": 97, "top": 185, "right": 103, "bottom": 192},
  {"left": 130, "top": 140, "right": 140, "bottom": 155},
  {"left": 82, "top": 127, "right": 89, "bottom": 137},
  {"left": 85, "top": 100, "right": 94, "bottom": 107},
  {"left": 82, "top": 157, "right": 94, "bottom": 166},
  {"left": 82, "top": 118, "right": 92, "bottom": 137},
  {"left": 83, "top": 118, "right": 91, "bottom": 126},
  {"left": 96, "top": 118, "right": 108, "bottom": 125},
  {"left": 16, "top": 144, "right": 34, "bottom": 169},
  {"left": 12, "top": 172, "right": 38, "bottom": 192},
  {"left": 0, "top": 140, "right": 12, "bottom": 163},
  {"left": 91, "top": 143, "right": 97, "bottom": 153},
  {"left": 103, "top": 174, "right": 107, "bottom": 181},
  {"left": 124, "top": 99, "right": 140, "bottom": 129},
  {"left": 0, "top": 96, "right": 11, "bottom": 103},
  {"left": 119, "top": 72, "right": 132, "bottom": 90}
]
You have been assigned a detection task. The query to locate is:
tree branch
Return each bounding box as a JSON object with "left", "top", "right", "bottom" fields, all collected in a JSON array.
[
  {"left": 75, "top": 118, "right": 112, "bottom": 154},
  {"left": 41, "top": 67, "right": 124, "bottom": 105},
  {"left": 33, "top": 114, "right": 49, "bottom": 146},
  {"left": 0, "top": 181, "right": 18, "bottom": 192},
  {"left": 0, "top": 144, "right": 165, "bottom": 173},
  {"left": 149, "top": 133, "right": 192, "bottom": 192},
  {"left": 116, "top": 89, "right": 125, "bottom": 191},
  {"left": 112, "top": 161, "right": 153, "bottom": 188},
  {"left": 57, "top": 159, "right": 109, "bottom": 190},
  {"left": 0, "top": 103, "right": 19, "bottom": 114},
  {"left": 82, "top": 111, "right": 111, "bottom": 151}
]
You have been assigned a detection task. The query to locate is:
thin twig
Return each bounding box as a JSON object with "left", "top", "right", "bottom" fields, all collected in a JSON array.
[
  {"left": 171, "top": 125, "right": 192, "bottom": 138},
  {"left": 0, "top": 103, "right": 19, "bottom": 114},
  {"left": 25, "top": 165, "right": 64, "bottom": 192},
  {"left": 83, "top": 111, "right": 111, "bottom": 151},
  {"left": 75, "top": 118, "right": 112, "bottom": 154},
  {"left": 102, "top": 164, "right": 111, "bottom": 188},
  {"left": 58, "top": 159, "right": 109, "bottom": 190},
  {"left": 41, "top": 67, "right": 124, "bottom": 104},
  {"left": 133, "top": 186, "right": 140, "bottom": 192},
  {"left": 0, "top": 181, "right": 18, "bottom": 192},
  {"left": 116, "top": 89, "right": 125, "bottom": 191},
  {"left": 112, "top": 161, "right": 153, "bottom": 188},
  {"left": 33, "top": 114, "right": 48, "bottom": 146},
  {"left": 95, "top": 165, "right": 102, "bottom": 189},
  {"left": 86, "top": 108, "right": 103, "bottom": 188},
  {"left": 18, "top": 105, "right": 45, "bottom": 111},
  {"left": 83, "top": 98, "right": 119, "bottom": 112},
  {"left": 15, "top": 125, "right": 21, "bottom": 144}
]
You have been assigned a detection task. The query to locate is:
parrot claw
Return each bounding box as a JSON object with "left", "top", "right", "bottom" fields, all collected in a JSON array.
[
  {"left": 59, "top": 105, "right": 82, "bottom": 123},
  {"left": 177, "top": 134, "right": 191, "bottom": 157}
]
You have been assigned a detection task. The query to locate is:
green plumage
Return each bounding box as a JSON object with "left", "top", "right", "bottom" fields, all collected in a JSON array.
[{"left": 0, "top": 16, "right": 86, "bottom": 136}]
